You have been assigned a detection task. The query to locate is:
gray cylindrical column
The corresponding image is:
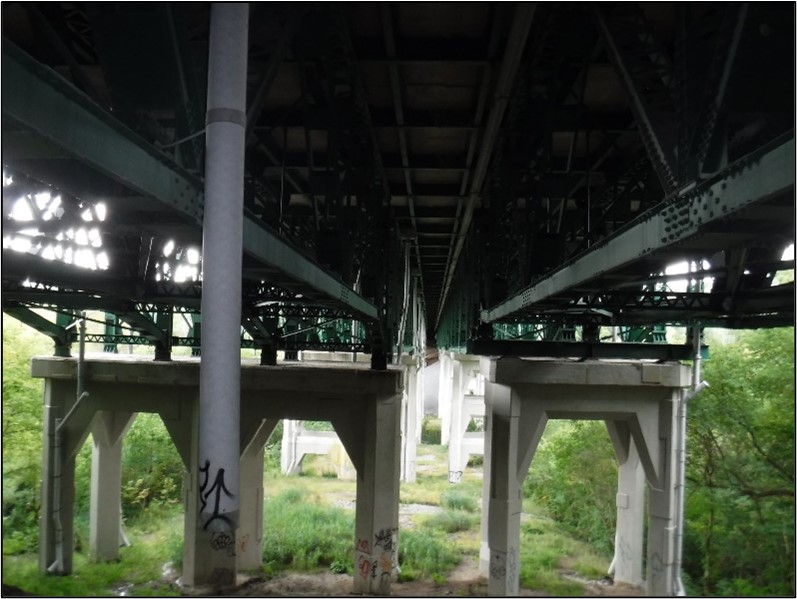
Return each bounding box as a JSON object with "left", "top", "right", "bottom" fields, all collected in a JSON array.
[{"left": 197, "top": 2, "right": 248, "bottom": 588}]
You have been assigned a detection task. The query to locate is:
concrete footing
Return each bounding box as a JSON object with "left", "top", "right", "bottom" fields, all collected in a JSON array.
[
  {"left": 33, "top": 356, "right": 401, "bottom": 593},
  {"left": 478, "top": 357, "right": 690, "bottom": 596}
]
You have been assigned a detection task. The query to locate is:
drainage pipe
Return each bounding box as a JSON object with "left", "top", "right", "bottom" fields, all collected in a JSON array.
[
  {"left": 674, "top": 324, "right": 709, "bottom": 596},
  {"left": 197, "top": 1, "right": 248, "bottom": 543}
]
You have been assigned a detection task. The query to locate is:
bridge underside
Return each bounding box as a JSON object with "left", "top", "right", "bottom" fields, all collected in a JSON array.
[{"left": 2, "top": 2, "right": 793, "bottom": 596}]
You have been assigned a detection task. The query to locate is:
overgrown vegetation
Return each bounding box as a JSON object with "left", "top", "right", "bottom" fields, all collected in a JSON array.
[
  {"left": 3, "top": 320, "right": 793, "bottom": 596},
  {"left": 261, "top": 488, "right": 355, "bottom": 575},
  {"left": 522, "top": 327, "right": 795, "bottom": 596},
  {"left": 683, "top": 328, "right": 794, "bottom": 596}
]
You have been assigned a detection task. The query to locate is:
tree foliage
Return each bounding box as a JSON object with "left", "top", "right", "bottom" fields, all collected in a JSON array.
[
  {"left": 523, "top": 420, "right": 617, "bottom": 556},
  {"left": 2, "top": 319, "right": 52, "bottom": 553},
  {"left": 684, "top": 327, "right": 794, "bottom": 595},
  {"left": 522, "top": 327, "right": 794, "bottom": 596}
]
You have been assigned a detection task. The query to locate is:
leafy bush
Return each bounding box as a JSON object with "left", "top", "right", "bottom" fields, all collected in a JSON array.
[
  {"left": 425, "top": 510, "right": 475, "bottom": 533},
  {"left": 523, "top": 420, "right": 617, "bottom": 555},
  {"left": 684, "top": 328, "right": 795, "bottom": 596},
  {"left": 119, "top": 413, "right": 183, "bottom": 516},
  {"left": 421, "top": 417, "right": 441, "bottom": 445},
  {"left": 2, "top": 320, "right": 50, "bottom": 554},
  {"left": 441, "top": 488, "right": 478, "bottom": 512}
]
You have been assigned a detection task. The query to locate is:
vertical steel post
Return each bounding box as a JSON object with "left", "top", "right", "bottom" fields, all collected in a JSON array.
[{"left": 197, "top": 2, "right": 248, "bottom": 588}]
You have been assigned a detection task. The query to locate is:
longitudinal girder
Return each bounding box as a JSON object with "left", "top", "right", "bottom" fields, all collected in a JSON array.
[{"left": 2, "top": 3, "right": 793, "bottom": 358}]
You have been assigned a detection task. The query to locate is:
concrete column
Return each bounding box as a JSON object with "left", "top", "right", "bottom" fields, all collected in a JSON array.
[
  {"left": 401, "top": 356, "right": 418, "bottom": 482},
  {"left": 646, "top": 396, "right": 679, "bottom": 596},
  {"left": 89, "top": 411, "right": 136, "bottom": 562},
  {"left": 196, "top": 3, "right": 249, "bottom": 588},
  {"left": 415, "top": 359, "right": 425, "bottom": 444},
  {"left": 438, "top": 351, "right": 452, "bottom": 444},
  {"left": 337, "top": 393, "right": 401, "bottom": 594},
  {"left": 281, "top": 419, "right": 302, "bottom": 474},
  {"left": 238, "top": 419, "right": 278, "bottom": 571},
  {"left": 39, "top": 380, "right": 78, "bottom": 574},
  {"left": 606, "top": 421, "right": 645, "bottom": 587},
  {"left": 479, "top": 393, "right": 493, "bottom": 577},
  {"left": 485, "top": 382, "right": 523, "bottom": 596},
  {"left": 447, "top": 359, "right": 465, "bottom": 482}
]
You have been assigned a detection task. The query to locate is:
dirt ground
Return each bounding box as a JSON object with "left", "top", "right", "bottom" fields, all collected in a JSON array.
[
  {"left": 199, "top": 547, "right": 645, "bottom": 598},
  {"left": 224, "top": 565, "right": 645, "bottom": 597}
]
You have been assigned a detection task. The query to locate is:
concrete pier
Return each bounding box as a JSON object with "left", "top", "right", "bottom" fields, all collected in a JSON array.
[
  {"left": 33, "top": 355, "right": 401, "bottom": 593},
  {"left": 478, "top": 357, "right": 690, "bottom": 596}
]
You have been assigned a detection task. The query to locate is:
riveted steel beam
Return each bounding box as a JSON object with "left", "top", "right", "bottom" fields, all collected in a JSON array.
[
  {"left": 2, "top": 41, "right": 378, "bottom": 321},
  {"left": 467, "top": 339, "right": 704, "bottom": 361},
  {"left": 482, "top": 133, "right": 794, "bottom": 323}
]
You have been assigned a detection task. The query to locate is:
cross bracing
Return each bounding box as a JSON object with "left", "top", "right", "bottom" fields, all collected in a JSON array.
[{"left": 2, "top": 2, "right": 793, "bottom": 360}]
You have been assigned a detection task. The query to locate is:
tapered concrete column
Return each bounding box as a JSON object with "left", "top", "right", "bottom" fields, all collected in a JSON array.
[
  {"left": 447, "top": 359, "right": 464, "bottom": 482},
  {"left": 281, "top": 419, "right": 302, "bottom": 474},
  {"left": 438, "top": 351, "right": 452, "bottom": 444},
  {"left": 401, "top": 355, "right": 419, "bottom": 482},
  {"left": 415, "top": 360, "right": 425, "bottom": 444},
  {"left": 238, "top": 419, "right": 278, "bottom": 571},
  {"left": 89, "top": 411, "right": 136, "bottom": 561},
  {"left": 485, "top": 382, "right": 522, "bottom": 596},
  {"left": 39, "top": 379, "right": 78, "bottom": 574},
  {"left": 646, "top": 397, "right": 679, "bottom": 596},
  {"left": 479, "top": 399, "right": 493, "bottom": 577},
  {"left": 336, "top": 393, "right": 401, "bottom": 594},
  {"left": 606, "top": 421, "right": 645, "bottom": 586},
  {"left": 197, "top": 3, "right": 249, "bottom": 588}
]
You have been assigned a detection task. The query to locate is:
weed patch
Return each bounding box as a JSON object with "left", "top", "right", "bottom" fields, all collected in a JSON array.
[
  {"left": 398, "top": 529, "right": 460, "bottom": 582},
  {"left": 262, "top": 489, "right": 355, "bottom": 575},
  {"left": 441, "top": 488, "right": 478, "bottom": 512}
]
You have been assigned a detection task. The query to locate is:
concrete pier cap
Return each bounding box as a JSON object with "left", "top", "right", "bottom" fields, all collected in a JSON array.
[
  {"left": 478, "top": 356, "right": 691, "bottom": 597},
  {"left": 33, "top": 354, "right": 403, "bottom": 594}
]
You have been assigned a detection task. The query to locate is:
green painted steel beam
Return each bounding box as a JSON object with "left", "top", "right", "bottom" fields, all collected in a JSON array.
[
  {"left": 2, "top": 41, "right": 203, "bottom": 223},
  {"left": 2, "top": 41, "right": 378, "bottom": 321},
  {"left": 482, "top": 134, "right": 795, "bottom": 323},
  {"left": 467, "top": 339, "right": 709, "bottom": 361},
  {"left": 4, "top": 304, "right": 72, "bottom": 349}
]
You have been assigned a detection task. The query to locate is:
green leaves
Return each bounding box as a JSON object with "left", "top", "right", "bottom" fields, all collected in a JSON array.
[{"left": 685, "top": 327, "right": 795, "bottom": 595}]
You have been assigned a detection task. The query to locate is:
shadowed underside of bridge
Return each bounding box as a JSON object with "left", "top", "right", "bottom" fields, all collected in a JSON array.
[
  {"left": 2, "top": 4, "right": 794, "bottom": 597},
  {"left": 2, "top": 2, "right": 793, "bottom": 361}
]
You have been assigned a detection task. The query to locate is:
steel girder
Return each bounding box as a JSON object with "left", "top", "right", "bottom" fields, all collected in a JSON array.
[
  {"left": 2, "top": 41, "right": 378, "bottom": 322},
  {"left": 482, "top": 133, "right": 795, "bottom": 323}
]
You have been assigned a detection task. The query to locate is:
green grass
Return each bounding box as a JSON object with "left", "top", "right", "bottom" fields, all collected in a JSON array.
[
  {"left": 2, "top": 442, "right": 615, "bottom": 597},
  {"left": 517, "top": 515, "right": 612, "bottom": 596},
  {"left": 441, "top": 488, "right": 479, "bottom": 512},
  {"left": 424, "top": 510, "right": 478, "bottom": 533},
  {"left": 398, "top": 529, "right": 461, "bottom": 582},
  {"left": 2, "top": 505, "right": 183, "bottom": 597},
  {"left": 261, "top": 488, "right": 355, "bottom": 576}
]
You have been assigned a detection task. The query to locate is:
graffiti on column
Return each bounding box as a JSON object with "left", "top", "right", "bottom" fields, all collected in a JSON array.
[
  {"left": 374, "top": 528, "right": 393, "bottom": 552},
  {"left": 199, "top": 459, "right": 234, "bottom": 531},
  {"left": 489, "top": 552, "right": 506, "bottom": 579},
  {"left": 210, "top": 530, "right": 236, "bottom": 557},
  {"left": 448, "top": 470, "right": 463, "bottom": 483}
]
